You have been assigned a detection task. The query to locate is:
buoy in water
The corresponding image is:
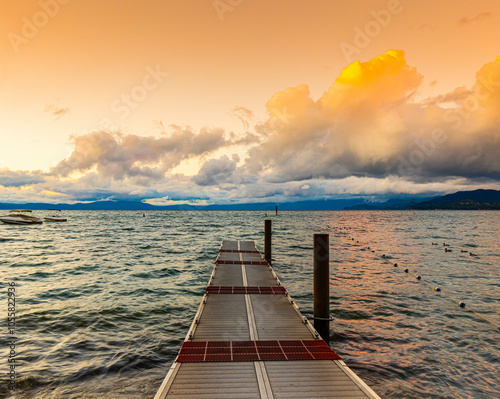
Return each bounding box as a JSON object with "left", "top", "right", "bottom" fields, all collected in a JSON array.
[
  {"left": 417, "top": 275, "right": 421, "bottom": 280},
  {"left": 404, "top": 269, "right": 409, "bottom": 273},
  {"left": 459, "top": 302, "right": 466, "bottom": 308},
  {"left": 143, "top": 213, "right": 145, "bottom": 217},
  {"left": 435, "top": 287, "right": 441, "bottom": 292},
  {"left": 394, "top": 263, "right": 398, "bottom": 267}
]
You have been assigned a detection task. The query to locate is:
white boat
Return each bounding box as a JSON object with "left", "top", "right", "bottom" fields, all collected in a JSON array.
[
  {"left": 43, "top": 209, "right": 67, "bottom": 222},
  {"left": 0, "top": 210, "right": 43, "bottom": 225}
]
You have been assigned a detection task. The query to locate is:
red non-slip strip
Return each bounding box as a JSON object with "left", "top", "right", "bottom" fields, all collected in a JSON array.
[
  {"left": 176, "top": 340, "right": 341, "bottom": 362},
  {"left": 205, "top": 286, "right": 287, "bottom": 295},
  {"left": 219, "top": 249, "right": 260, "bottom": 253},
  {"left": 216, "top": 260, "right": 269, "bottom": 265}
]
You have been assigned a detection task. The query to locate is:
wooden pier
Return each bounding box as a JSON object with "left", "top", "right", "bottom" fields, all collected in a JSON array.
[{"left": 154, "top": 240, "right": 381, "bottom": 399}]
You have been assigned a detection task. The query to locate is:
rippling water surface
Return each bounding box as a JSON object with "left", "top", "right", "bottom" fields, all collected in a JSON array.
[{"left": 0, "top": 210, "right": 499, "bottom": 398}]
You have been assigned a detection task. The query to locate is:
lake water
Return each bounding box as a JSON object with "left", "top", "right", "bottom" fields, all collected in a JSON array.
[{"left": 0, "top": 210, "right": 499, "bottom": 398}]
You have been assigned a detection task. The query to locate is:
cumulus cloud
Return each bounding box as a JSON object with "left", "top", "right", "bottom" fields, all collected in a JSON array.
[
  {"left": 192, "top": 155, "right": 239, "bottom": 186},
  {"left": 420, "top": 86, "right": 472, "bottom": 106},
  {"left": 0, "top": 169, "right": 45, "bottom": 187},
  {"left": 245, "top": 50, "right": 500, "bottom": 183},
  {"left": 228, "top": 131, "right": 261, "bottom": 145},
  {"left": 51, "top": 126, "right": 228, "bottom": 179}
]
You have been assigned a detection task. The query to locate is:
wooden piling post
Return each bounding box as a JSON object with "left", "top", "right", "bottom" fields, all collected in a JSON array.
[
  {"left": 264, "top": 219, "right": 272, "bottom": 263},
  {"left": 313, "top": 233, "right": 330, "bottom": 343}
]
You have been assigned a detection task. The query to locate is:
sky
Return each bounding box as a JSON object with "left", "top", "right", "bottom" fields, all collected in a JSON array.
[{"left": 1, "top": 0, "right": 500, "bottom": 205}]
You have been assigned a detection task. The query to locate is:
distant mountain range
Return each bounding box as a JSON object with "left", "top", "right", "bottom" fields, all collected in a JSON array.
[
  {"left": 343, "top": 197, "right": 437, "bottom": 210},
  {"left": 0, "top": 189, "right": 499, "bottom": 211},
  {"left": 343, "top": 189, "right": 500, "bottom": 210},
  {"left": 411, "top": 189, "right": 500, "bottom": 210},
  {"left": 0, "top": 198, "right": 365, "bottom": 211}
]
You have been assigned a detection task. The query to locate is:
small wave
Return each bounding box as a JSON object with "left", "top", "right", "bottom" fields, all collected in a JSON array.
[
  {"left": 33, "top": 244, "right": 55, "bottom": 250},
  {"left": 37, "top": 286, "right": 96, "bottom": 301},
  {"left": 11, "top": 373, "right": 53, "bottom": 392},
  {"left": 334, "top": 309, "right": 372, "bottom": 320},
  {"left": 132, "top": 267, "right": 181, "bottom": 279},
  {"left": 137, "top": 244, "right": 157, "bottom": 250},
  {"left": 290, "top": 244, "right": 313, "bottom": 250},
  {"left": 27, "top": 271, "right": 54, "bottom": 279},
  {"left": 26, "top": 261, "right": 51, "bottom": 267}
]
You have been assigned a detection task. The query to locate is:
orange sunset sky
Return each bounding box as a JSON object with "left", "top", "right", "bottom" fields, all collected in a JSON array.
[{"left": 1, "top": 0, "right": 500, "bottom": 205}]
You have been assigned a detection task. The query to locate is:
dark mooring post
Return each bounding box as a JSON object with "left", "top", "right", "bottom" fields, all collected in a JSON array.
[
  {"left": 313, "top": 233, "right": 330, "bottom": 343},
  {"left": 264, "top": 219, "right": 272, "bottom": 263}
]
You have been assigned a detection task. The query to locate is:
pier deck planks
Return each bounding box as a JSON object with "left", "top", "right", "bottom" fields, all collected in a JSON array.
[{"left": 154, "top": 240, "right": 381, "bottom": 399}]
